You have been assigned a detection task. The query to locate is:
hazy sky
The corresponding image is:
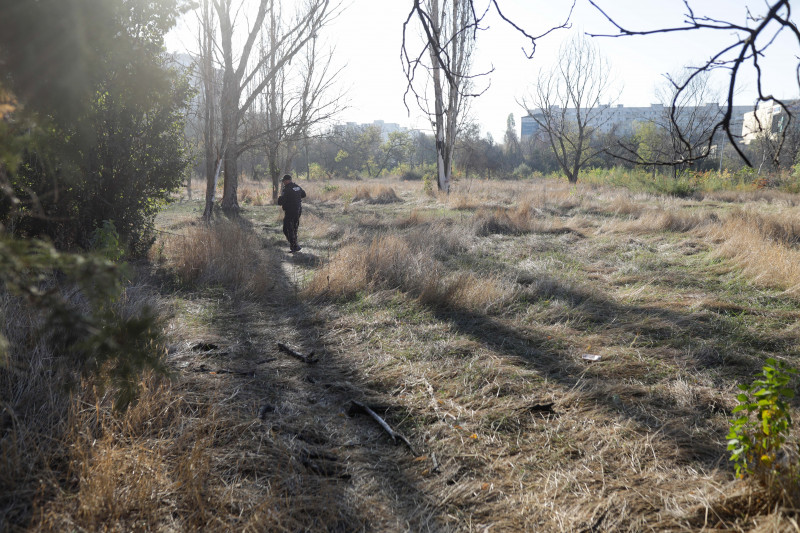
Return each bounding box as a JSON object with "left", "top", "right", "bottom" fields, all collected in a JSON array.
[{"left": 167, "top": 1, "right": 800, "bottom": 140}]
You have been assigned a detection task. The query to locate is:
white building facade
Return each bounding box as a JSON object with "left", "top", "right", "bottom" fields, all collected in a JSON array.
[{"left": 521, "top": 103, "right": 752, "bottom": 141}]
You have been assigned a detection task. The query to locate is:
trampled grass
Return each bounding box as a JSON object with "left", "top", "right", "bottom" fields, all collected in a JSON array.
[{"left": 6, "top": 175, "right": 800, "bottom": 531}]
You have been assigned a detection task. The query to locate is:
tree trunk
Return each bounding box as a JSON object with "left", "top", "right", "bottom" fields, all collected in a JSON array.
[
  {"left": 269, "top": 151, "right": 280, "bottom": 202},
  {"left": 201, "top": 0, "right": 216, "bottom": 221},
  {"left": 429, "top": 0, "right": 450, "bottom": 193},
  {"left": 220, "top": 130, "right": 239, "bottom": 215}
]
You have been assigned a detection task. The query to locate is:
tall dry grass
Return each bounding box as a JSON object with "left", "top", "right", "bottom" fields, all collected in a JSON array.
[
  {"left": 724, "top": 208, "right": 800, "bottom": 247},
  {"left": 710, "top": 209, "right": 800, "bottom": 295},
  {"left": 701, "top": 188, "right": 800, "bottom": 207},
  {"left": 472, "top": 203, "right": 551, "bottom": 236},
  {"left": 608, "top": 208, "right": 719, "bottom": 234},
  {"left": 305, "top": 229, "right": 511, "bottom": 313},
  {"left": 30, "top": 371, "right": 349, "bottom": 532},
  {"left": 0, "top": 278, "right": 167, "bottom": 531},
  {"left": 353, "top": 184, "right": 402, "bottom": 204},
  {"left": 239, "top": 182, "right": 272, "bottom": 206},
  {"left": 157, "top": 220, "right": 279, "bottom": 300},
  {"left": 0, "top": 291, "right": 67, "bottom": 530}
]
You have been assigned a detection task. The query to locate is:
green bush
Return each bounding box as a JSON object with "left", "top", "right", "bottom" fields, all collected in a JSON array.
[
  {"left": 512, "top": 163, "right": 533, "bottom": 179},
  {"left": 91, "top": 219, "right": 126, "bottom": 262},
  {"left": 0, "top": 0, "right": 191, "bottom": 256},
  {"left": 727, "top": 358, "right": 796, "bottom": 481}
]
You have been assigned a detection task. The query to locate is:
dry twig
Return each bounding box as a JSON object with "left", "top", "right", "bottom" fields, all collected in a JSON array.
[
  {"left": 349, "top": 400, "right": 417, "bottom": 456},
  {"left": 277, "top": 342, "right": 317, "bottom": 364}
]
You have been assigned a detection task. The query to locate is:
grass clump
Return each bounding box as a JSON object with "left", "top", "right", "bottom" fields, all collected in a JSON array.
[
  {"left": 472, "top": 204, "right": 543, "bottom": 236},
  {"left": 0, "top": 273, "right": 167, "bottom": 529},
  {"left": 353, "top": 184, "right": 402, "bottom": 204},
  {"left": 157, "top": 220, "right": 278, "bottom": 299},
  {"left": 305, "top": 231, "right": 511, "bottom": 312},
  {"left": 709, "top": 210, "right": 800, "bottom": 294},
  {"left": 239, "top": 183, "right": 272, "bottom": 206}
]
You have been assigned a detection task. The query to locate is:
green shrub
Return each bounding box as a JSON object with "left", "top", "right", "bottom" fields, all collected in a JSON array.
[
  {"left": 91, "top": 219, "right": 126, "bottom": 262},
  {"left": 0, "top": 0, "right": 192, "bottom": 256},
  {"left": 727, "top": 358, "right": 796, "bottom": 480},
  {"left": 512, "top": 163, "right": 533, "bottom": 180}
]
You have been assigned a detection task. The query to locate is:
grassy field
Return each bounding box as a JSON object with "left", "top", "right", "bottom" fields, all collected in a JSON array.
[{"left": 9, "top": 175, "right": 800, "bottom": 531}]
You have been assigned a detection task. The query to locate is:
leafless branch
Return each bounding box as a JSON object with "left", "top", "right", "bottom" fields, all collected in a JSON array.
[{"left": 587, "top": 0, "right": 800, "bottom": 167}]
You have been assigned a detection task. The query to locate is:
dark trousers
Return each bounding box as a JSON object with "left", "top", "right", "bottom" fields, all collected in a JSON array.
[{"left": 283, "top": 212, "right": 300, "bottom": 249}]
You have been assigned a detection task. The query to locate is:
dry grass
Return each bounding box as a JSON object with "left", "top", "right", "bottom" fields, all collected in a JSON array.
[
  {"left": 12, "top": 177, "right": 800, "bottom": 531},
  {"left": 239, "top": 182, "right": 272, "bottom": 206},
  {"left": 0, "top": 277, "right": 168, "bottom": 531},
  {"left": 0, "top": 291, "right": 67, "bottom": 530},
  {"left": 447, "top": 189, "right": 486, "bottom": 210},
  {"left": 725, "top": 208, "right": 800, "bottom": 247},
  {"left": 305, "top": 230, "right": 511, "bottom": 313},
  {"left": 303, "top": 179, "right": 419, "bottom": 205},
  {"left": 353, "top": 184, "right": 402, "bottom": 204},
  {"left": 301, "top": 211, "right": 342, "bottom": 240},
  {"left": 710, "top": 209, "right": 800, "bottom": 294},
  {"left": 393, "top": 208, "right": 433, "bottom": 227},
  {"left": 608, "top": 208, "right": 719, "bottom": 234},
  {"left": 471, "top": 203, "right": 561, "bottom": 236},
  {"left": 702, "top": 188, "right": 800, "bottom": 207},
  {"left": 156, "top": 219, "right": 279, "bottom": 300},
  {"left": 32, "top": 371, "right": 351, "bottom": 532}
]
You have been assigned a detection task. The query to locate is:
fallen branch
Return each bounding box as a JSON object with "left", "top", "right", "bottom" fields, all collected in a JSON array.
[
  {"left": 299, "top": 449, "right": 350, "bottom": 479},
  {"left": 194, "top": 364, "right": 257, "bottom": 377},
  {"left": 516, "top": 402, "right": 556, "bottom": 414},
  {"left": 349, "top": 400, "right": 417, "bottom": 455},
  {"left": 277, "top": 342, "right": 317, "bottom": 364}
]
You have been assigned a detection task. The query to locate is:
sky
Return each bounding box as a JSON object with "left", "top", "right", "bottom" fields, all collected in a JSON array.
[{"left": 166, "top": 0, "right": 800, "bottom": 141}]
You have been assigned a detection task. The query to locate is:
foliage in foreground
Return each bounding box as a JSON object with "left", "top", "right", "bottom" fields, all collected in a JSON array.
[
  {"left": 0, "top": 234, "right": 166, "bottom": 410},
  {"left": 0, "top": 0, "right": 192, "bottom": 254},
  {"left": 728, "top": 358, "right": 799, "bottom": 499}
]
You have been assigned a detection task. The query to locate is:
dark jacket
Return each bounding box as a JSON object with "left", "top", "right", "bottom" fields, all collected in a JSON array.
[{"left": 277, "top": 182, "right": 306, "bottom": 215}]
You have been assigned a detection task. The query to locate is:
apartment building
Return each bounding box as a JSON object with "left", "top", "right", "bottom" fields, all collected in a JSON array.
[
  {"left": 741, "top": 100, "right": 800, "bottom": 144},
  {"left": 521, "top": 103, "right": 752, "bottom": 141}
]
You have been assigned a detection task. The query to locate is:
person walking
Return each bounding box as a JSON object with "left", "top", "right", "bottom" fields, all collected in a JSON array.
[{"left": 277, "top": 174, "right": 306, "bottom": 253}]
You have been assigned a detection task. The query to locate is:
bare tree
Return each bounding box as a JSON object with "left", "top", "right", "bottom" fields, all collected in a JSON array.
[
  {"left": 613, "top": 71, "right": 724, "bottom": 177},
  {"left": 522, "top": 33, "right": 614, "bottom": 184},
  {"left": 588, "top": 0, "right": 799, "bottom": 167},
  {"left": 402, "top": 1, "right": 574, "bottom": 192},
  {"left": 658, "top": 74, "right": 722, "bottom": 177},
  {"left": 198, "top": 0, "right": 335, "bottom": 218},
  {"left": 199, "top": 0, "right": 221, "bottom": 220},
  {"left": 403, "top": 0, "right": 475, "bottom": 193},
  {"left": 238, "top": 5, "right": 345, "bottom": 201}
]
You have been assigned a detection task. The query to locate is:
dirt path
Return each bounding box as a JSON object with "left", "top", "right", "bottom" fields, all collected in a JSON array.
[{"left": 164, "top": 233, "right": 447, "bottom": 531}]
